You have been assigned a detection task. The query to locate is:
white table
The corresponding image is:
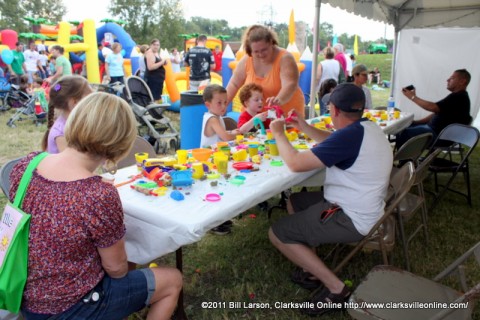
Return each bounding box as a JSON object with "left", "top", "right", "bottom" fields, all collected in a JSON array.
[
  {"left": 380, "top": 112, "right": 414, "bottom": 135},
  {"left": 114, "top": 156, "right": 320, "bottom": 265}
]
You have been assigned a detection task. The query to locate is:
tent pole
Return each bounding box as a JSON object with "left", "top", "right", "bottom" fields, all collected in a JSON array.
[
  {"left": 390, "top": 27, "right": 400, "bottom": 101},
  {"left": 309, "top": 0, "right": 321, "bottom": 119}
]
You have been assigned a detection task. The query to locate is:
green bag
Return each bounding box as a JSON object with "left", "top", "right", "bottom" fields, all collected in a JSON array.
[{"left": 0, "top": 152, "right": 48, "bottom": 313}]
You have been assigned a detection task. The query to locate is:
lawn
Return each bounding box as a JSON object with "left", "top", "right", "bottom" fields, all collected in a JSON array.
[{"left": 0, "top": 53, "right": 479, "bottom": 319}]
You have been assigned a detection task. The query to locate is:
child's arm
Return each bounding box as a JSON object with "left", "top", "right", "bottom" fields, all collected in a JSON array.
[
  {"left": 238, "top": 111, "right": 268, "bottom": 134},
  {"left": 205, "top": 117, "right": 241, "bottom": 141}
]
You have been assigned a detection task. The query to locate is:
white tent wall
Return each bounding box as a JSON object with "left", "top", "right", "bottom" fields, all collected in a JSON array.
[{"left": 393, "top": 28, "right": 480, "bottom": 127}]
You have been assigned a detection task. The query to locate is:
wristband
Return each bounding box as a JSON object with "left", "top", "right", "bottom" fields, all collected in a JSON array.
[{"left": 411, "top": 95, "right": 416, "bottom": 101}]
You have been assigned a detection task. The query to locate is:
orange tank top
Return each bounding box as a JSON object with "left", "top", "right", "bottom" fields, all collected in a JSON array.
[{"left": 245, "top": 49, "right": 305, "bottom": 116}]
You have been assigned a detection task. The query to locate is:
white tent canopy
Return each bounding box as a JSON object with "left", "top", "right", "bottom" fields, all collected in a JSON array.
[{"left": 309, "top": 0, "right": 480, "bottom": 122}]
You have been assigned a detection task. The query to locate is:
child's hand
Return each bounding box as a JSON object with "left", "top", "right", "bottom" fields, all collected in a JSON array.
[
  {"left": 269, "top": 118, "right": 285, "bottom": 136},
  {"left": 254, "top": 112, "right": 268, "bottom": 122}
]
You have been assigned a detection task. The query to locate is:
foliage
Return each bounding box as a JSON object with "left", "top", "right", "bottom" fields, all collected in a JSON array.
[
  {"left": 0, "top": 0, "right": 28, "bottom": 32},
  {"left": 108, "top": 0, "right": 185, "bottom": 49},
  {"left": 22, "top": 0, "right": 66, "bottom": 24}
]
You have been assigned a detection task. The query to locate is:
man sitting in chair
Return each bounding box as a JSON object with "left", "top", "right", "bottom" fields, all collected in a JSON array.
[
  {"left": 396, "top": 69, "right": 472, "bottom": 149},
  {"left": 268, "top": 83, "right": 393, "bottom": 316}
]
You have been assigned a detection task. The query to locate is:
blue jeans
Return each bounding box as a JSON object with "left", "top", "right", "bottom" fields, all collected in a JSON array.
[
  {"left": 395, "top": 123, "right": 436, "bottom": 150},
  {"left": 21, "top": 268, "right": 155, "bottom": 320}
]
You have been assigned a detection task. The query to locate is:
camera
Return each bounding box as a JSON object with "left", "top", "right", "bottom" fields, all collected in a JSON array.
[{"left": 403, "top": 85, "right": 415, "bottom": 91}]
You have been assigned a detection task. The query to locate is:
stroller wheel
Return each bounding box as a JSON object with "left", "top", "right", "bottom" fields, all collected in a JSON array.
[
  {"left": 170, "top": 138, "right": 179, "bottom": 152},
  {"left": 155, "top": 141, "right": 168, "bottom": 154},
  {"left": 7, "top": 120, "right": 16, "bottom": 128}
]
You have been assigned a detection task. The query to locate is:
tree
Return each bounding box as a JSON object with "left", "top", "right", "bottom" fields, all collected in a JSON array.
[
  {"left": 22, "top": 0, "right": 66, "bottom": 24},
  {"left": 0, "top": 0, "right": 28, "bottom": 32},
  {"left": 109, "top": 0, "right": 185, "bottom": 49}
]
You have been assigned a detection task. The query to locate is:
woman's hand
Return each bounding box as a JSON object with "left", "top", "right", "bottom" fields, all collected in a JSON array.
[{"left": 266, "top": 96, "right": 282, "bottom": 107}]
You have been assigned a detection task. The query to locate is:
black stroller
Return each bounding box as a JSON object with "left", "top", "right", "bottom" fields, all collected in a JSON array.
[
  {"left": 3, "top": 83, "right": 44, "bottom": 128},
  {"left": 124, "top": 76, "right": 179, "bottom": 154}
]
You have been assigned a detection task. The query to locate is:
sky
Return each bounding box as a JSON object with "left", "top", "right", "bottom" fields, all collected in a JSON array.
[{"left": 63, "top": 0, "right": 394, "bottom": 42}]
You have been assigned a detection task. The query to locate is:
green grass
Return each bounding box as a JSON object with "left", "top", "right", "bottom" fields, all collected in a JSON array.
[{"left": 1, "top": 53, "right": 479, "bottom": 319}]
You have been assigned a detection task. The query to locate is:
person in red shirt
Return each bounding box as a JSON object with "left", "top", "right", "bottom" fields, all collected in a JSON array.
[
  {"left": 212, "top": 45, "right": 222, "bottom": 73},
  {"left": 237, "top": 83, "right": 269, "bottom": 133}
]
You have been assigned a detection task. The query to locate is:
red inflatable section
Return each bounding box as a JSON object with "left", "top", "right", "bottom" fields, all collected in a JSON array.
[{"left": 0, "top": 30, "right": 18, "bottom": 49}]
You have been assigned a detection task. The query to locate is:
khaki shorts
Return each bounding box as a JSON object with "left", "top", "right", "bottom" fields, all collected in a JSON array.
[{"left": 271, "top": 191, "right": 363, "bottom": 247}]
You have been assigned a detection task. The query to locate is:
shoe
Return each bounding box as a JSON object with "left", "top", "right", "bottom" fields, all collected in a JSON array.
[
  {"left": 211, "top": 224, "right": 231, "bottom": 235},
  {"left": 290, "top": 267, "right": 322, "bottom": 290},
  {"left": 301, "top": 285, "right": 350, "bottom": 316},
  {"left": 222, "top": 220, "right": 233, "bottom": 227}
]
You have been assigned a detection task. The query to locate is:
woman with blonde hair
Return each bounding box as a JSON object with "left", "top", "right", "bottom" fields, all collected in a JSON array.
[
  {"left": 11, "top": 92, "right": 182, "bottom": 320},
  {"left": 226, "top": 25, "right": 305, "bottom": 116}
]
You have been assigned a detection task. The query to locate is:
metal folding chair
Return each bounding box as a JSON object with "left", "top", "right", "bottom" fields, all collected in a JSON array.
[
  {"left": 427, "top": 124, "right": 479, "bottom": 210},
  {"left": 348, "top": 241, "right": 480, "bottom": 320},
  {"left": 327, "top": 162, "right": 416, "bottom": 275},
  {"left": 393, "top": 132, "right": 433, "bottom": 166},
  {"left": 0, "top": 157, "right": 22, "bottom": 198},
  {"left": 117, "top": 136, "right": 157, "bottom": 169},
  {"left": 395, "top": 148, "right": 441, "bottom": 271}
]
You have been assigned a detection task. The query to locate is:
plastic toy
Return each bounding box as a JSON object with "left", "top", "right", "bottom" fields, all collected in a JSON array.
[
  {"left": 151, "top": 187, "right": 168, "bottom": 196},
  {"left": 253, "top": 117, "right": 266, "bottom": 135},
  {"left": 267, "top": 105, "right": 284, "bottom": 119},
  {"left": 170, "top": 190, "right": 185, "bottom": 201},
  {"left": 285, "top": 110, "right": 298, "bottom": 123},
  {"left": 191, "top": 148, "right": 213, "bottom": 162},
  {"left": 251, "top": 155, "right": 262, "bottom": 164},
  {"left": 170, "top": 170, "right": 194, "bottom": 187},
  {"left": 130, "top": 181, "right": 158, "bottom": 195},
  {"left": 232, "top": 162, "right": 254, "bottom": 170},
  {"left": 205, "top": 193, "right": 221, "bottom": 202},
  {"left": 114, "top": 173, "right": 142, "bottom": 188}
]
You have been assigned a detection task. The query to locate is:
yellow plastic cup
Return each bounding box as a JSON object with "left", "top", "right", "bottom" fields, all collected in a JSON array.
[
  {"left": 176, "top": 150, "right": 188, "bottom": 164},
  {"left": 268, "top": 140, "right": 279, "bottom": 156},
  {"left": 266, "top": 130, "right": 274, "bottom": 140},
  {"left": 134, "top": 152, "right": 149, "bottom": 171},
  {"left": 192, "top": 162, "right": 204, "bottom": 179},
  {"left": 214, "top": 154, "right": 228, "bottom": 174},
  {"left": 323, "top": 116, "right": 332, "bottom": 124},
  {"left": 236, "top": 134, "right": 244, "bottom": 143},
  {"left": 248, "top": 144, "right": 259, "bottom": 157},
  {"left": 232, "top": 149, "right": 247, "bottom": 161},
  {"left": 380, "top": 113, "right": 388, "bottom": 121},
  {"left": 394, "top": 110, "right": 401, "bottom": 119}
]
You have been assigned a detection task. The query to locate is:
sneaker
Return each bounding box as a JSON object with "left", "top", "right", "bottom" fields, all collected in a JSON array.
[
  {"left": 290, "top": 267, "right": 322, "bottom": 290},
  {"left": 211, "top": 224, "right": 231, "bottom": 235},
  {"left": 301, "top": 285, "right": 350, "bottom": 316}
]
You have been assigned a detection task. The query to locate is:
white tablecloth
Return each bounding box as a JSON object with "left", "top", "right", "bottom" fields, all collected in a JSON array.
[
  {"left": 381, "top": 112, "right": 414, "bottom": 135},
  {"left": 114, "top": 158, "right": 320, "bottom": 264}
]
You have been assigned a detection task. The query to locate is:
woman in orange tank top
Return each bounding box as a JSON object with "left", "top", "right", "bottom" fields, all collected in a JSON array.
[{"left": 226, "top": 25, "right": 305, "bottom": 117}]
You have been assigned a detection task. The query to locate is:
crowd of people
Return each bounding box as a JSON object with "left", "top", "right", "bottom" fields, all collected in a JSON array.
[{"left": 1, "top": 23, "right": 474, "bottom": 319}]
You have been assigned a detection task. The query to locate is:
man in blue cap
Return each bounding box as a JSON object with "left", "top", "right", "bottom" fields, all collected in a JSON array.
[{"left": 269, "top": 83, "right": 393, "bottom": 316}]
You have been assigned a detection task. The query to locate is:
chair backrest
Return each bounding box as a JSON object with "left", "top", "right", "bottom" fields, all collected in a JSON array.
[
  {"left": 394, "top": 132, "right": 433, "bottom": 164},
  {"left": 124, "top": 76, "right": 155, "bottom": 115},
  {"left": 433, "top": 124, "right": 480, "bottom": 150},
  {"left": 414, "top": 148, "right": 441, "bottom": 185},
  {"left": 0, "top": 157, "right": 22, "bottom": 199},
  {"left": 333, "top": 162, "right": 416, "bottom": 273},
  {"left": 429, "top": 242, "right": 480, "bottom": 320},
  {"left": 223, "top": 117, "right": 238, "bottom": 131},
  {"left": 117, "top": 136, "right": 157, "bottom": 169}
]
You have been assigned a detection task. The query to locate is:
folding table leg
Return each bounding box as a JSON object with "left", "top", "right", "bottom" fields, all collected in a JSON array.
[{"left": 174, "top": 247, "right": 189, "bottom": 320}]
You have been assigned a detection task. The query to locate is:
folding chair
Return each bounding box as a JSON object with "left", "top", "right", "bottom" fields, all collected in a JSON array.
[
  {"left": 348, "top": 241, "right": 480, "bottom": 320},
  {"left": 117, "top": 136, "right": 157, "bottom": 169},
  {"left": 393, "top": 132, "right": 433, "bottom": 167},
  {"left": 0, "top": 157, "right": 22, "bottom": 198},
  {"left": 328, "top": 162, "right": 416, "bottom": 275},
  {"left": 223, "top": 116, "right": 238, "bottom": 131},
  {"left": 395, "top": 148, "right": 441, "bottom": 271},
  {"left": 427, "top": 124, "right": 479, "bottom": 210}
]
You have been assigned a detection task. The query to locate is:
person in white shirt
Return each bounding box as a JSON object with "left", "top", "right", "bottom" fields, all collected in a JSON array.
[
  {"left": 23, "top": 42, "right": 41, "bottom": 86},
  {"left": 170, "top": 48, "right": 181, "bottom": 73}
]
